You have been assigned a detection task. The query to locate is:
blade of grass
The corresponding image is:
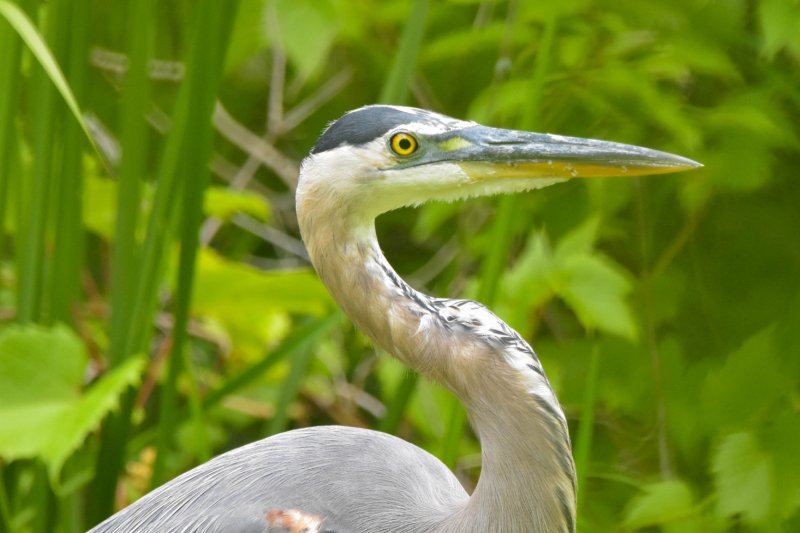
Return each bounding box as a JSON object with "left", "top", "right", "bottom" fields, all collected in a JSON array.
[
  {"left": 49, "top": 0, "right": 90, "bottom": 325},
  {"left": 106, "top": 0, "right": 154, "bottom": 366},
  {"left": 573, "top": 341, "right": 599, "bottom": 510},
  {"left": 122, "top": 32, "right": 209, "bottom": 363},
  {"left": 0, "top": 9, "right": 23, "bottom": 260},
  {"left": 57, "top": 5, "right": 91, "bottom": 533},
  {"left": 265, "top": 341, "right": 316, "bottom": 436},
  {"left": 378, "top": 372, "right": 419, "bottom": 434},
  {"left": 0, "top": 0, "right": 98, "bottom": 158},
  {"left": 635, "top": 178, "right": 672, "bottom": 476},
  {"left": 0, "top": 465, "right": 11, "bottom": 533},
  {"left": 152, "top": 0, "right": 239, "bottom": 485},
  {"left": 15, "top": 9, "right": 59, "bottom": 324},
  {"left": 31, "top": 464, "right": 48, "bottom": 533},
  {"left": 93, "top": 0, "right": 241, "bottom": 520},
  {"left": 378, "top": 0, "right": 429, "bottom": 105},
  {"left": 265, "top": 315, "right": 339, "bottom": 436},
  {"left": 87, "top": 1, "right": 156, "bottom": 523},
  {"left": 56, "top": 491, "right": 80, "bottom": 533},
  {"left": 158, "top": 314, "right": 348, "bottom": 449},
  {"left": 439, "top": 14, "right": 559, "bottom": 468},
  {"left": 41, "top": 0, "right": 90, "bottom": 526}
]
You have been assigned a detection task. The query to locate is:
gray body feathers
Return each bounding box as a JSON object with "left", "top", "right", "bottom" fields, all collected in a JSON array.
[{"left": 89, "top": 426, "right": 467, "bottom": 533}]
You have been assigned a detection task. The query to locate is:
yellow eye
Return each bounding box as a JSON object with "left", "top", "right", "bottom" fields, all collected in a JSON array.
[{"left": 390, "top": 132, "right": 418, "bottom": 156}]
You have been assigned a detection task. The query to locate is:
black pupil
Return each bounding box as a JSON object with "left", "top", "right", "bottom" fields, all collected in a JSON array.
[{"left": 398, "top": 137, "right": 412, "bottom": 151}]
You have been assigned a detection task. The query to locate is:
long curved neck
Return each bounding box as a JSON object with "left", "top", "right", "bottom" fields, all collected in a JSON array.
[{"left": 298, "top": 201, "right": 576, "bottom": 533}]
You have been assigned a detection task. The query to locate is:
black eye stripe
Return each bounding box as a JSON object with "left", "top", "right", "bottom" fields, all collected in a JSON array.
[{"left": 311, "top": 106, "right": 427, "bottom": 154}]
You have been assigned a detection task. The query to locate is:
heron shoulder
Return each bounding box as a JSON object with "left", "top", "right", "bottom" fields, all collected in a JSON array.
[{"left": 90, "top": 426, "right": 467, "bottom": 533}]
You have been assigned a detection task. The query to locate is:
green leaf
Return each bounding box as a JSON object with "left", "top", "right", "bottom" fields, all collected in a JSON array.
[
  {"left": 553, "top": 217, "right": 599, "bottom": 259},
  {"left": 82, "top": 171, "right": 120, "bottom": 240},
  {"left": 225, "top": 0, "right": 268, "bottom": 71},
  {"left": 0, "top": 0, "right": 94, "bottom": 151},
  {"left": 0, "top": 324, "right": 146, "bottom": 483},
  {"left": 767, "top": 407, "right": 800, "bottom": 518},
  {"left": 83, "top": 170, "right": 156, "bottom": 241},
  {"left": 204, "top": 186, "right": 270, "bottom": 222},
  {"left": 623, "top": 479, "right": 695, "bottom": 528},
  {"left": 712, "top": 432, "right": 773, "bottom": 525},
  {"left": 758, "top": 0, "right": 800, "bottom": 59},
  {"left": 501, "top": 230, "right": 554, "bottom": 310},
  {"left": 420, "top": 23, "right": 505, "bottom": 64},
  {"left": 501, "top": 220, "right": 637, "bottom": 339},
  {"left": 0, "top": 324, "right": 85, "bottom": 405},
  {"left": 702, "top": 326, "right": 789, "bottom": 432},
  {"left": 193, "top": 248, "right": 332, "bottom": 315},
  {"left": 276, "top": 0, "right": 338, "bottom": 80},
  {"left": 559, "top": 254, "right": 636, "bottom": 340},
  {"left": 191, "top": 249, "right": 334, "bottom": 358}
]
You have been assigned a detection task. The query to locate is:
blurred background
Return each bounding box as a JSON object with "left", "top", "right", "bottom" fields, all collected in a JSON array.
[{"left": 0, "top": 0, "right": 798, "bottom": 531}]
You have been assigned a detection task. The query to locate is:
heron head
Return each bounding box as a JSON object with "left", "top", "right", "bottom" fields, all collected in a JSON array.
[{"left": 297, "top": 105, "right": 700, "bottom": 222}]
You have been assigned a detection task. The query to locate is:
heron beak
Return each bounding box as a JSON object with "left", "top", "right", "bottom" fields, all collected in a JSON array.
[{"left": 431, "top": 125, "right": 702, "bottom": 180}]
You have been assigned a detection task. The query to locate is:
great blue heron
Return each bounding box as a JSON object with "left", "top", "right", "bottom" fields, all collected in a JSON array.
[{"left": 90, "top": 106, "right": 699, "bottom": 532}]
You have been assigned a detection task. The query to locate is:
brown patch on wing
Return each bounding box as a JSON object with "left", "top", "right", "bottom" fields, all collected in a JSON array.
[{"left": 265, "top": 508, "right": 324, "bottom": 533}]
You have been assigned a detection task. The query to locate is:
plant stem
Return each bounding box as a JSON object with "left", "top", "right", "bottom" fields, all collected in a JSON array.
[{"left": 573, "top": 341, "right": 600, "bottom": 509}]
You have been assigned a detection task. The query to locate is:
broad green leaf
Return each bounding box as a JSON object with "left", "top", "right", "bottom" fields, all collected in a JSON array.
[
  {"left": 501, "top": 230, "right": 554, "bottom": 307},
  {"left": 553, "top": 217, "right": 598, "bottom": 259},
  {"left": 559, "top": 254, "right": 636, "bottom": 340},
  {"left": 712, "top": 432, "right": 773, "bottom": 525},
  {"left": 496, "top": 230, "right": 554, "bottom": 332},
  {"left": 192, "top": 249, "right": 334, "bottom": 359},
  {"left": 83, "top": 168, "right": 154, "bottom": 241},
  {"left": 193, "top": 248, "right": 332, "bottom": 315},
  {"left": 47, "top": 357, "right": 144, "bottom": 484},
  {"left": 766, "top": 407, "right": 800, "bottom": 518},
  {"left": 0, "top": 324, "right": 85, "bottom": 405},
  {"left": 623, "top": 479, "right": 695, "bottom": 528},
  {"left": 518, "top": 0, "right": 589, "bottom": 21},
  {"left": 758, "top": 0, "right": 800, "bottom": 59},
  {"left": 204, "top": 186, "right": 270, "bottom": 222},
  {"left": 0, "top": 324, "right": 146, "bottom": 483},
  {"left": 501, "top": 220, "right": 637, "bottom": 339},
  {"left": 705, "top": 96, "right": 793, "bottom": 143},
  {"left": 672, "top": 37, "right": 740, "bottom": 80},
  {"left": 276, "top": 0, "right": 338, "bottom": 80},
  {"left": 702, "top": 326, "right": 789, "bottom": 432},
  {"left": 83, "top": 172, "right": 120, "bottom": 240},
  {"left": 420, "top": 23, "right": 505, "bottom": 64},
  {"left": 225, "top": 0, "right": 268, "bottom": 71}
]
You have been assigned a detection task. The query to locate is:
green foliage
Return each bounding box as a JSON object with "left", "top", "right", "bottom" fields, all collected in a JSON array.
[
  {"left": 275, "top": 0, "right": 339, "bottom": 81},
  {"left": 0, "top": 324, "right": 144, "bottom": 484},
  {"left": 192, "top": 249, "right": 332, "bottom": 359},
  {"left": 204, "top": 187, "right": 271, "bottom": 222},
  {"left": 0, "top": 0, "right": 92, "bottom": 147},
  {"left": 622, "top": 479, "right": 695, "bottom": 529},
  {"left": 713, "top": 432, "right": 773, "bottom": 525},
  {"left": 0, "top": 0, "right": 798, "bottom": 531},
  {"left": 501, "top": 219, "right": 637, "bottom": 340}
]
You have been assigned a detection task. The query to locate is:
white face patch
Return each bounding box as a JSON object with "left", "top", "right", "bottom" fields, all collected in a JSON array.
[{"left": 298, "top": 105, "right": 570, "bottom": 221}]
